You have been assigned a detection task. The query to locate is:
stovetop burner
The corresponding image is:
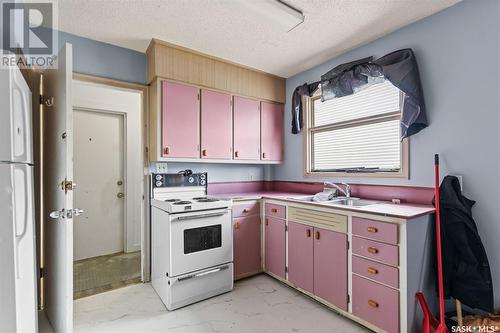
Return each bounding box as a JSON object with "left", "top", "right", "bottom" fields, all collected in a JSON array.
[
  {"left": 164, "top": 199, "right": 181, "bottom": 202},
  {"left": 196, "top": 198, "right": 219, "bottom": 202},
  {"left": 173, "top": 200, "right": 192, "bottom": 205},
  {"left": 192, "top": 196, "right": 207, "bottom": 200}
]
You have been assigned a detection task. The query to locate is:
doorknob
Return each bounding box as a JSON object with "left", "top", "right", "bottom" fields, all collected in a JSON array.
[{"left": 117, "top": 192, "right": 125, "bottom": 198}]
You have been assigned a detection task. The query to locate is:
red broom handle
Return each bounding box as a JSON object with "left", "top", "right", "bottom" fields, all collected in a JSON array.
[{"left": 435, "top": 154, "right": 445, "bottom": 325}]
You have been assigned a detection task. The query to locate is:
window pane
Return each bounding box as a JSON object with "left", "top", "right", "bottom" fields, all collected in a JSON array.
[
  {"left": 313, "top": 81, "right": 400, "bottom": 127},
  {"left": 313, "top": 120, "right": 401, "bottom": 171}
]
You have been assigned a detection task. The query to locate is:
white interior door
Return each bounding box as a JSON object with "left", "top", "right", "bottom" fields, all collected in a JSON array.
[
  {"left": 73, "top": 110, "right": 125, "bottom": 261},
  {"left": 42, "top": 43, "right": 74, "bottom": 333}
]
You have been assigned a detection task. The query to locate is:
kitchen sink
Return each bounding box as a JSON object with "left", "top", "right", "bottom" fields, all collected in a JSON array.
[{"left": 326, "top": 198, "right": 380, "bottom": 207}]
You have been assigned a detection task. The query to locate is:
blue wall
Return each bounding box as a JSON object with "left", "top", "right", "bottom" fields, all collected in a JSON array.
[
  {"left": 275, "top": 0, "right": 500, "bottom": 305},
  {"left": 58, "top": 31, "right": 147, "bottom": 84}
]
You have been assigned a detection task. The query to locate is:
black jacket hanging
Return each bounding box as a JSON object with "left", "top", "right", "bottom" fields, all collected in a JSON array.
[{"left": 438, "top": 175, "right": 494, "bottom": 312}]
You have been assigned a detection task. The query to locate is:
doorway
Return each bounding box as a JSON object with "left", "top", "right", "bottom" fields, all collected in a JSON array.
[{"left": 71, "top": 79, "right": 145, "bottom": 299}]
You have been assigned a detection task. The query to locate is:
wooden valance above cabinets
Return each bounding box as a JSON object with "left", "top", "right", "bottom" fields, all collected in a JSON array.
[{"left": 147, "top": 39, "right": 285, "bottom": 164}]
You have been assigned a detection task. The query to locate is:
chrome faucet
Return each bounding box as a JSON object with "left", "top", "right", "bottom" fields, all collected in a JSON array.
[{"left": 324, "top": 181, "right": 351, "bottom": 198}]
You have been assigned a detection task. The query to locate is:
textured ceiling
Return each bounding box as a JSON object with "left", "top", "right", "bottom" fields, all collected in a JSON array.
[{"left": 57, "top": 0, "right": 460, "bottom": 77}]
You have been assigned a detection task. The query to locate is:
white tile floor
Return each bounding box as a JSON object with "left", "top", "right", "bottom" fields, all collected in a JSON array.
[{"left": 71, "top": 274, "right": 370, "bottom": 333}]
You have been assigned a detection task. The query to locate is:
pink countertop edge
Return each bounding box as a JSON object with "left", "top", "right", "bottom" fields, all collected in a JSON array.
[{"left": 221, "top": 191, "right": 435, "bottom": 219}]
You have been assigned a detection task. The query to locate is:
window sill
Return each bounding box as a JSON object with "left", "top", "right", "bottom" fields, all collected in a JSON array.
[{"left": 303, "top": 170, "right": 409, "bottom": 179}]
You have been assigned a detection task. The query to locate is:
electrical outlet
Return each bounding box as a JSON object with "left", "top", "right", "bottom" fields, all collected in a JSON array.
[{"left": 155, "top": 163, "right": 168, "bottom": 174}]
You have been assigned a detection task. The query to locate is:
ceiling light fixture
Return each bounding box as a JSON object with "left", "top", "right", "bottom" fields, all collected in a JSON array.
[{"left": 237, "top": 0, "right": 304, "bottom": 32}]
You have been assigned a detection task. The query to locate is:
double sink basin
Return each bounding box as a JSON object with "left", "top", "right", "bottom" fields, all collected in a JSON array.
[{"left": 290, "top": 195, "right": 380, "bottom": 207}]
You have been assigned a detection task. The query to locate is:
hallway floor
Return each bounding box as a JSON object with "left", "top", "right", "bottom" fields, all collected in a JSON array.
[
  {"left": 73, "top": 274, "right": 369, "bottom": 333},
  {"left": 73, "top": 251, "right": 141, "bottom": 299}
]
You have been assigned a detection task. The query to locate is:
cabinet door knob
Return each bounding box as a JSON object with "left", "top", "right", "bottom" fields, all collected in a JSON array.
[
  {"left": 265, "top": 218, "right": 269, "bottom": 226},
  {"left": 163, "top": 146, "right": 170, "bottom": 155},
  {"left": 368, "top": 300, "right": 379, "bottom": 308},
  {"left": 262, "top": 152, "right": 266, "bottom": 159},
  {"left": 202, "top": 149, "right": 207, "bottom": 157},
  {"left": 243, "top": 208, "right": 250, "bottom": 213},
  {"left": 315, "top": 231, "right": 320, "bottom": 240},
  {"left": 271, "top": 208, "right": 278, "bottom": 213},
  {"left": 367, "top": 226, "right": 378, "bottom": 233},
  {"left": 306, "top": 229, "right": 311, "bottom": 238},
  {"left": 367, "top": 247, "right": 379, "bottom": 254},
  {"left": 234, "top": 222, "right": 240, "bottom": 230},
  {"left": 234, "top": 150, "right": 239, "bottom": 158},
  {"left": 367, "top": 267, "right": 378, "bottom": 275}
]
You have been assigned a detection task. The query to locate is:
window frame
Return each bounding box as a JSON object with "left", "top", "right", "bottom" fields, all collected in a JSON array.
[{"left": 303, "top": 88, "right": 409, "bottom": 179}]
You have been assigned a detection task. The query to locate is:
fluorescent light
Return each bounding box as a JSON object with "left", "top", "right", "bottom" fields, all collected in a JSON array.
[{"left": 237, "top": 0, "right": 304, "bottom": 32}]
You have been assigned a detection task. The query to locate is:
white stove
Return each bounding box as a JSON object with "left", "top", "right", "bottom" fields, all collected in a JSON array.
[{"left": 150, "top": 171, "right": 233, "bottom": 310}]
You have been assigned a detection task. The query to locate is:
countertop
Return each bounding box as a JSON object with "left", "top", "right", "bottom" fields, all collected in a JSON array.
[{"left": 220, "top": 191, "right": 435, "bottom": 219}]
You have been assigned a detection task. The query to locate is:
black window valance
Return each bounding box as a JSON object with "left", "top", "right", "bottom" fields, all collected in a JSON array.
[{"left": 291, "top": 48, "right": 428, "bottom": 140}]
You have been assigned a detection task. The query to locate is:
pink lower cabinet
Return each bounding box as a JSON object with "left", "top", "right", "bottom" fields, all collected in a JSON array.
[
  {"left": 287, "top": 222, "right": 314, "bottom": 293},
  {"left": 161, "top": 81, "right": 200, "bottom": 158},
  {"left": 200, "top": 89, "right": 232, "bottom": 159},
  {"left": 233, "top": 96, "right": 260, "bottom": 160},
  {"left": 352, "top": 275, "right": 399, "bottom": 333},
  {"left": 233, "top": 215, "right": 261, "bottom": 279},
  {"left": 264, "top": 217, "right": 286, "bottom": 279},
  {"left": 313, "top": 227, "right": 348, "bottom": 310}
]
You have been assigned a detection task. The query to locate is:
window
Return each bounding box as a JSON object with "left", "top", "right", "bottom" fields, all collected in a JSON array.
[{"left": 304, "top": 81, "right": 409, "bottom": 178}]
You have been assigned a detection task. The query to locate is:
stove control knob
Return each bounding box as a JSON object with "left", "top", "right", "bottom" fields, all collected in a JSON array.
[
  {"left": 155, "top": 175, "right": 163, "bottom": 181},
  {"left": 155, "top": 181, "right": 163, "bottom": 187},
  {"left": 200, "top": 174, "right": 206, "bottom": 180},
  {"left": 200, "top": 179, "right": 206, "bottom": 186},
  {"left": 188, "top": 176, "right": 194, "bottom": 183}
]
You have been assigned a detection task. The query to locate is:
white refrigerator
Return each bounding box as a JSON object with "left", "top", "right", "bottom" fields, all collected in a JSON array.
[{"left": 0, "top": 64, "right": 38, "bottom": 332}]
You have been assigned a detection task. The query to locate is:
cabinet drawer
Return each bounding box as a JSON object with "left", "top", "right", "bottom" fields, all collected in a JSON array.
[
  {"left": 352, "top": 236, "right": 399, "bottom": 266},
  {"left": 352, "top": 217, "right": 398, "bottom": 245},
  {"left": 233, "top": 202, "right": 260, "bottom": 218},
  {"left": 352, "top": 255, "right": 399, "bottom": 289},
  {"left": 265, "top": 203, "right": 286, "bottom": 219},
  {"left": 288, "top": 207, "right": 347, "bottom": 234},
  {"left": 352, "top": 275, "right": 399, "bottom": 333}
]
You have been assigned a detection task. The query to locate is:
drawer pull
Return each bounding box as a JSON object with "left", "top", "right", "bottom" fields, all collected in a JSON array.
[
  {"left": 163, "top": 146, "right": 170, "bottom": 155},
  {"left": 367, "top": 226, "right": 378, "bottom": 233},
  {"left": 367, "top": 267, "right": 379, "bottom": 275},
  {"left": 265, "top": 218, "right": 269, "bottom": 226},
  {"left": 271, "top": 208, "right": 278, "bottom": 213},
  {"left": 306, "top": 229, "right": 311, "bottom": 238},
  {"left": 315, "top": 231, "right": 320, "bottom": 240},
  {"left": 368, "top": 299, "right": 379, "bottom": 308},
  {"left": 243, "top": 208, "right": 250, "bottom": 213},
  {"left": 367, "top": 247, "right": 379, "bottom": 254},
  {"left": 234, "top": 222, "right": 240, "bottom": 230}
]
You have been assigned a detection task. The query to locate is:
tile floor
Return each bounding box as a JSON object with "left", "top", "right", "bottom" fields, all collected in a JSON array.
[
  {"left": 74, "top": 251, "right": 141, "bottom": 299},
  {"left": 73, "top": 274, "right": 370, "bottom": 333}
]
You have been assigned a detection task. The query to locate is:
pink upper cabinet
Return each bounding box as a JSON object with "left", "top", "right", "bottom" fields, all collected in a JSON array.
[
  {"left": 161, "top": 81, "right": 200, "bottom": 158},
  {"left": 200, "top": 90, "right": 232, "bottom": 159},
  {"left": 288, "top": 222, "right": 314, "bottom": 293},
  {"left": 233, "top": 96, "right": 260, "bottom": 160},
  {"left": 313, "top": 227, "right": 348, "bottom": 311},
  {"left": 260, "top": 102, "right": 284, "bottom": 161}
]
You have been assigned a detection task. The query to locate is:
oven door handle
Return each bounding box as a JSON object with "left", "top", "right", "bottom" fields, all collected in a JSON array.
[
  {"left": 175, "top": 211, "right": 228, "bottom": 221},
  {"left": 177, "top": 265, "right": 229, "bottom": 283}
]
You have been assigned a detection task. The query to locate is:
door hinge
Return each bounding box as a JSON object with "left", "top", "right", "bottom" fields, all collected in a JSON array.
[
  {"left": 285, "top": 266, "right": 288, "bottom": 273},
  {"left": 285, "top": 225, "right": 288, "bottom": 232},
  {"left": 40, "top": 94, "right": 54, "bottom": 107},
  {"left": 39, "top": 267, "right": 45, "bottom": 278},
  {"left": 347, "top": 294, "right": 350, "bottom": 304},
  {"left": 347, "top": 240, "right": 350, "bottom": 250},
  {"left": 61, "top": 179, "right": 76, "bottom": 193}
]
